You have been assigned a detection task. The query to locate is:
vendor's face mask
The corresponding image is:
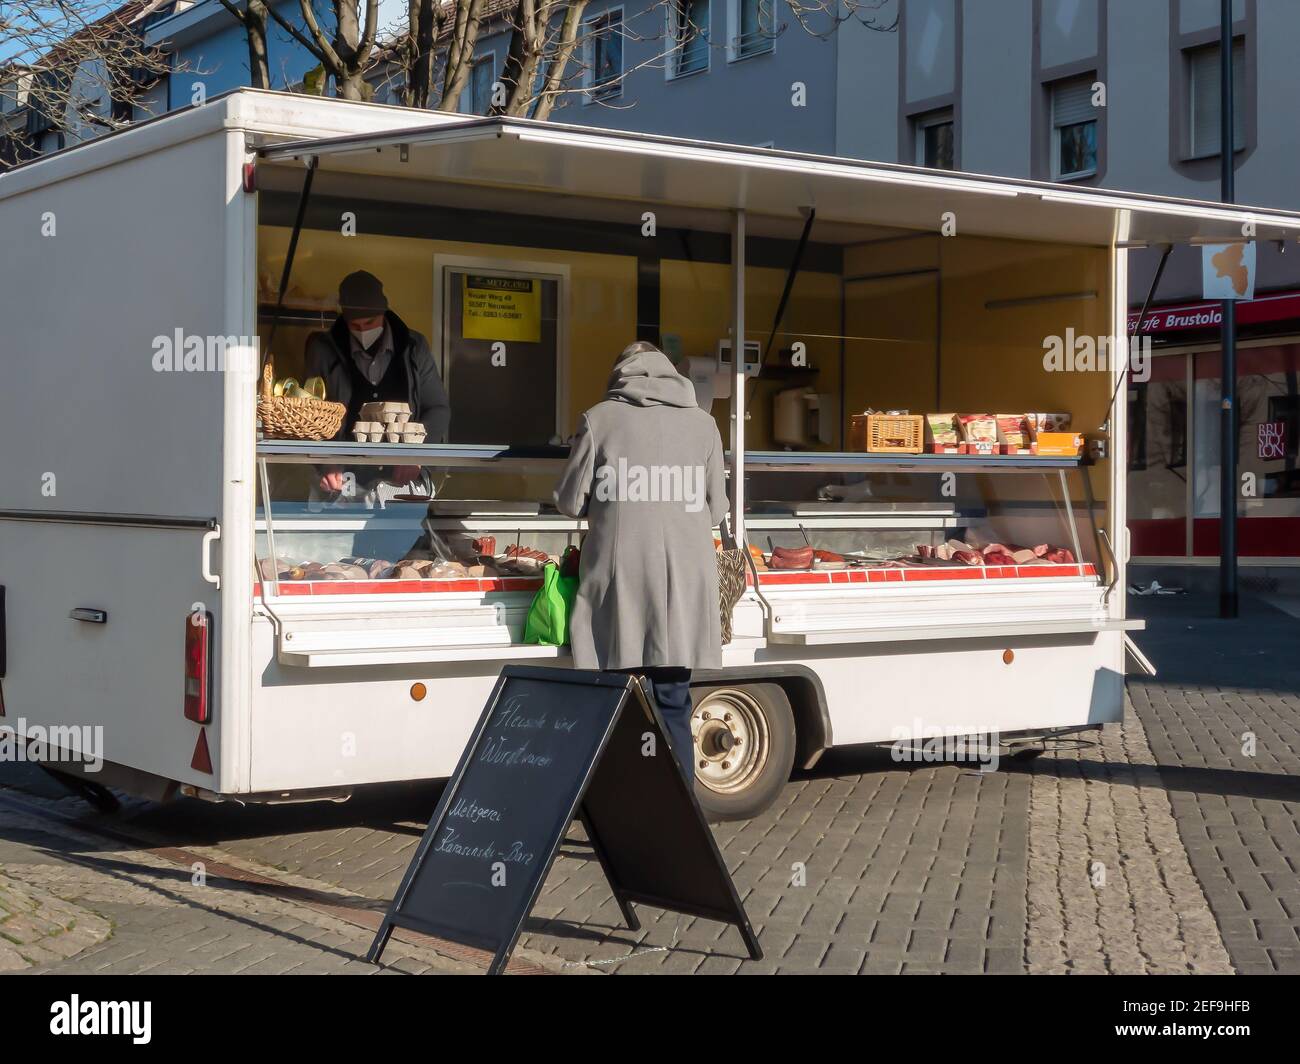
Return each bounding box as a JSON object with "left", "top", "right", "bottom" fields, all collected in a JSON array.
[{"left": 351, "top": 324, "right": 384, "bottom": 349}]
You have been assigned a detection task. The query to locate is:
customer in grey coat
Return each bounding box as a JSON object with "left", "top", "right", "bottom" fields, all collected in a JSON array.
[{"left": 554, "top": 341, "right": 729, "bottom": 773}]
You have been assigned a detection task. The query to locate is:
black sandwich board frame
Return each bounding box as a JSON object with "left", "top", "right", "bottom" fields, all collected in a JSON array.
[{"left": 367, "top": 665, "right": 762, "bottom": 974}]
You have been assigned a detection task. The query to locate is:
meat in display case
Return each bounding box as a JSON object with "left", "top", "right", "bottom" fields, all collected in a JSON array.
[
  {"left": 254, "top": 442, "right": 576, "bottom": 593},
  {"left": 739, "top": 451, "right": 1108, "bottom": 591}
]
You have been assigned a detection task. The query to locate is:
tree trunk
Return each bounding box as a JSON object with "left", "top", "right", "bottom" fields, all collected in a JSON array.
[
  {"left": 439, "top": 0, "right": 486, "bottom": 112},
  {"left": 407, "top": 0, "right": 438, "bottom": 109},
  {"left": 531, "top": 1, "right": 588, "bottom": 121},
  {"left": 245, "top": 0, "right": 271, "bottom": 89}
]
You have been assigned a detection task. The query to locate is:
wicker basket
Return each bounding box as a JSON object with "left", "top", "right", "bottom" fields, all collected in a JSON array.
[
  {"left": 866, "top": 414, "right": 924, "bottom": 454},
  {"left": 257, "top": 361, "right": 346, "bottom": 441}
]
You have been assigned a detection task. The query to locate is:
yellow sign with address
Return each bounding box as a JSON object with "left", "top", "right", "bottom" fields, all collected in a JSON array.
[{"left": 462, "top": 274, "right": 541, "bottom": 343}]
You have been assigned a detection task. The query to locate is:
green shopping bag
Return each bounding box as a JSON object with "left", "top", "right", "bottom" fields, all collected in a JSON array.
[{"left": 522, "top": 547, "right": 580, "bottom": 646}]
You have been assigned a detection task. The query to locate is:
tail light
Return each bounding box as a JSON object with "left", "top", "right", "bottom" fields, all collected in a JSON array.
[{"left": 184, "top": 610, "right": 213, "bottom": 724}]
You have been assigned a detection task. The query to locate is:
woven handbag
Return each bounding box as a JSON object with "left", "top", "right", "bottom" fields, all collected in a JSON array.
[{"left": 716, "top": 515, "right": 747, "bottom": 645}]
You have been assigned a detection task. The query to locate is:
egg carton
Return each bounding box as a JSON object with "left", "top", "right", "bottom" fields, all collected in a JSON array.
[
  {"left": 358, "top": 401, "right": 411, "bottom": 425},
  {"left": 352, "top": 419, "right": 426, "bottom": 444}
]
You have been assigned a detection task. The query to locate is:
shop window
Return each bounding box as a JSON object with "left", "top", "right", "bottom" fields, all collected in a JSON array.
[
  {"left": 914, "top": 108, "right": 955, "bottom": 170},
  {"left": 1128, "top": 354, "right": 1190, "bottom": 557},
  {"left": 1188, "top": 38, "right": 1245, "bottom": 158},
  {"left": 669, "top": 0, "right": 711, "bottom": 78},
  {"left": 584, "top": 10, "right": 624, "bottom": 99},
  {"left": 1049, "top": 75, "right": 1098, "bottom": 180},
  {"left": 730, "top": 0, "right": 775, "bottom": 61},
  {"left": 1260, "top": 395, "right": 1300, "bottom": 498}
]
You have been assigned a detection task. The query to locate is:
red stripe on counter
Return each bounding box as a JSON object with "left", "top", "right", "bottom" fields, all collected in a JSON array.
[
  {"left": 253, "top": 576, "right": 545, "bottom": 596},
  {"left": 252, "top": 563, "right": 1097, "bottom": 598},
  {"left": 761, "top": 564, "right": 1094, "bottom": 585},
  {"left": 902, "top": 567, "right": 985, "bottom": 581}
]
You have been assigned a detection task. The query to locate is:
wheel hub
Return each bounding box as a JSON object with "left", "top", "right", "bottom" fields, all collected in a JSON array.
[{"left": 691, "top": 690, "right": 770, "bottom": 795}]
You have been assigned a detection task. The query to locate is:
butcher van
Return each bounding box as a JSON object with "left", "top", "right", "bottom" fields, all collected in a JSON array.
[{"left": 3, "top": 89, "right": 1295, "bottom": 819}]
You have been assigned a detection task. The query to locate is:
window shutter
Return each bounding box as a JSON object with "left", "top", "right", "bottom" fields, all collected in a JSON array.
[
  {"left": 1190, "top": 39, "right": 1246, "bottom": 156},
  {"left": 1052, "top": 76, "right": 1095, "bottom": 128}
]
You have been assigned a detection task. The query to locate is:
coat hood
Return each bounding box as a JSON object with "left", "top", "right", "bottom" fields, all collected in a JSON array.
[{"left": 605, "top": 344, "right": 697, "bottom": 408}]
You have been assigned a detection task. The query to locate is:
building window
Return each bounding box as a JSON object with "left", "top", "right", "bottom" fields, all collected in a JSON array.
[
  {"left": 584, "top": 10, "right": 624, "bottom": 99},
  {"left": 468, "top": 56, "right": 495, "bottom": 114},
  {"left": 914, "top": 109, "right": 954, "bottom": 169},
  {"left": 1050, "top": 75, "right": 1098, "bottom": 180},
  {"left": 669, "top": 0, "right": 710, "bottom": 78},
  {"left": 731, "top": 0, "right": 775, "bottom": 60},
  {"left": 1188, "top": 38, "right": 1246, "bottom": 158}
]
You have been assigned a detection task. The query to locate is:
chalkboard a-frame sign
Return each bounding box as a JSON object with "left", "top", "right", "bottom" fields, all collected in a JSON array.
[{"left": 367, "top": 666, "right": 761, "bottom": 974}]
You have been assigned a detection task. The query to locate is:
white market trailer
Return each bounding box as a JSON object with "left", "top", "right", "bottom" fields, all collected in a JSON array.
[{"left": 2, "top": 89, "right": 1295, "bottom": 819}]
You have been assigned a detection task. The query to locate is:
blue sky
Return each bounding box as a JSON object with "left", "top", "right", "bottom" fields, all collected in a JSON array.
[{"left": 0, "top": 1, "right": 413, "bottom": 67}]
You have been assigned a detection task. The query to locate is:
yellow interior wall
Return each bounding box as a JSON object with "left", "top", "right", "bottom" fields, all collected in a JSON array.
[
  {"left": 659, "top": 259, "right": 843, "bottom": 449},
  {"left": 258, "top": 225, "right": 637, "bottom": 436}
]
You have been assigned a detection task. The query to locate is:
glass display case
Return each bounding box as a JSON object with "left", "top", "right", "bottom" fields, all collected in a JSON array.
[
  {"left": 254, "top": 441, "right": 1109, "bottom": 597},
  {"left": 255, "top": 442, "right": 575, "bottom": 592},
  {"left": 740, "top": 452, "right": 1105, "bottom": 582}
]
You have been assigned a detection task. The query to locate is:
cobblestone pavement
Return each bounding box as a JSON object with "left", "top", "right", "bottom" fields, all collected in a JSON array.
[
  {"left": 1125, "top": 594, "right": 1300, "bottom": 975},
  {"left": 0, "top": 792, "right": 481, "bottom": 974},
  {"left": 86, "top": 707, "right": 1233, "bottom": 975},
  {"left": 1, "top": 593, "right": 1294, "bottom": 975}
]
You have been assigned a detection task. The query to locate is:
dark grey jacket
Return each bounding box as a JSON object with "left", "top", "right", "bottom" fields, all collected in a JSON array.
[
  {"left": 554, "top": 347, "right": 728, "bottom": 671},
  {"left": 304, "top": 312, "right": 450, "bottom": 442}
]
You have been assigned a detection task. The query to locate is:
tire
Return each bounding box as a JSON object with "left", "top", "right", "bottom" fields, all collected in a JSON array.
[{"left": 689, "top": 682, "right": 796, "bottom": 822}]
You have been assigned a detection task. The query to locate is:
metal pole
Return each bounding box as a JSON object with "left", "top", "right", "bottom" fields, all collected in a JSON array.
[
  {"left": 731, "top": 209, "right": 747, "bottom": 543},
  {"left": 1218, "top": 0, "right": 1238, "bottom": 618}
]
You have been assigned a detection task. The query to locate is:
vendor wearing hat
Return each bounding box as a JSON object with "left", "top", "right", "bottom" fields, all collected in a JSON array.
[{"left": 305, "top": 270, "right": 450, "bottom": 493}]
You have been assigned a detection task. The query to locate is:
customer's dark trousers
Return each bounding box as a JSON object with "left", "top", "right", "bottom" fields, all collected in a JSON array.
[{"left": 614, "top": 667, "right": 694, "bottom": 780}]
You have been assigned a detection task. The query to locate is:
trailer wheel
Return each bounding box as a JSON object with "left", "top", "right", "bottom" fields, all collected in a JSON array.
[{"left": 690, "top": 683, "right": 795, "bottom": 822}]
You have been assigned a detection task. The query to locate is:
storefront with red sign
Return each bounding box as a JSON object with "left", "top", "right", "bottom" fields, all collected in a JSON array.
[{"left": 1128, "top": 290, "right": 1300, "bottom": 567}]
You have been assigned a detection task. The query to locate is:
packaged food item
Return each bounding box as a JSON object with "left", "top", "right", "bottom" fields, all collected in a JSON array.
[
  {"left": 924, "top": 413, "right": 960, "bottom": 453},
  {"left": 1027, "top": 412, "right": 1071, "bottom": 435},
  {"left": 996, "top": 414, "right": 1031, "bottom": 451},
  {"left": 957, "top": 414, "right": 997, "bottom": 454},
  {"left": 1035, "top": 431, "right": 1084, "bottom": 457},
  {"left": 957, "top": 415, "right": 997, "bottom": 442}
]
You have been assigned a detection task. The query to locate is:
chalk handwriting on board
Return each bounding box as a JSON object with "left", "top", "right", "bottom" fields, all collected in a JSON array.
[{"left": 369, "top": 669, "right": 761, "bottom": 974}]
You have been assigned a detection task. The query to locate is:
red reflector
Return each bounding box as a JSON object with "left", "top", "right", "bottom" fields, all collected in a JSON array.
[
  {"left": 184, "top": 611, "right": 212, "bottom": 725},
  {"left": 242, "top": 161, "right": 256, "bottom": 193},
  {"left": 190, "top": 729, "right": 213, "bottom": 774}
]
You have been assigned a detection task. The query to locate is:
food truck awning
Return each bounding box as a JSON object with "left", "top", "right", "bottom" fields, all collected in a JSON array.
[{"left": 258, "top": 116, "right": 1300, "bottom": 248}]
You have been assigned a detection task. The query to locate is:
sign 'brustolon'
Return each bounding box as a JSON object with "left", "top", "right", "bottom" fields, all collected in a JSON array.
[{"left": 368, "top": 667, "right": 761, "bottom": 974}]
